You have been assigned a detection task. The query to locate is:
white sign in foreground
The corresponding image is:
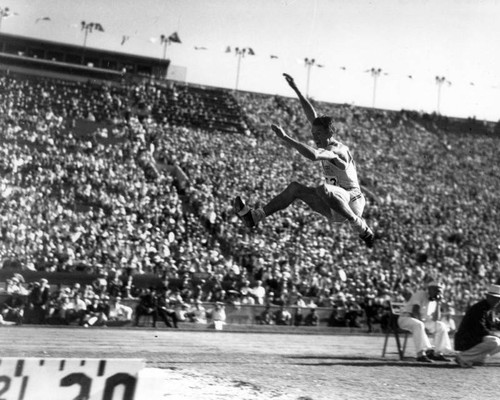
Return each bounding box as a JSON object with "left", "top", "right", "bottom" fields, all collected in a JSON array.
[{"left": 0, "top": 358, "right": 144, "bottom": 400}]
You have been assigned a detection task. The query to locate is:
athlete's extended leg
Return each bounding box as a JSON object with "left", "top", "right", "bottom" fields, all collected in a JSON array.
[
  {"left": 234, "top": 182, "right": 374, "bottom": 247},
  {"left": 263, "top": 181, "right": 333, "bottom": 218},
  {"left": 234, "top": 181, "right": 333, "bottom": 228}
]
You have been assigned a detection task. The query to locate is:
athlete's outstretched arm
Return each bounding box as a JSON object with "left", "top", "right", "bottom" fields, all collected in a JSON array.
[
  {"left": 283, "top": 73, "right": 317, "bottom": 124},
  {"left": 271, "top": 124, "right": 346, "bottom": 169}
]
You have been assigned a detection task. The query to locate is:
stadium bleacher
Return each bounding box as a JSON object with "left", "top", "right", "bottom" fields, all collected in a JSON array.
[{"left": 1, "top": 71, "right": 499, "bottom": 328}]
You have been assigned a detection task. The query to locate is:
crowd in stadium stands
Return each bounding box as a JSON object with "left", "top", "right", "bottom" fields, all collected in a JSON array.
[{"left": 1, "top": 72, "right": 499, "bottom": 330}]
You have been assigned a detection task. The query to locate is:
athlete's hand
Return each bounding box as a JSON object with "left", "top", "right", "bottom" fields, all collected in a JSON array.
[
  {"left": 283, "top": 73, "right": 298, "bottom": 90},
  {"left": 271, "top": 124, "right": 287, "bottom": 139}
]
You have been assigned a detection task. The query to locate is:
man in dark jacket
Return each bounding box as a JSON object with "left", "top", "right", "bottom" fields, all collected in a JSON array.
[
  {"left": 134, "top": 288, "right": 158, "bottom": 327},
  {"left": 454, "top": 284, "right": 500, "bottom": 367}
]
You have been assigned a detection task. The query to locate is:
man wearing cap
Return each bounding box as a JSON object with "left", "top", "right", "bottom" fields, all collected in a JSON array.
[
  {"left": 454, "top": 284, "right": 500, "bottom": 367},
  {"left": 398, "top": 281, "right": 452, "bottom": 362}
]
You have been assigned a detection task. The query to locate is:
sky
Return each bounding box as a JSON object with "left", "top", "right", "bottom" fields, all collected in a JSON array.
[{"left": 3, "top": 0, "right": 500, "bottom": 121}]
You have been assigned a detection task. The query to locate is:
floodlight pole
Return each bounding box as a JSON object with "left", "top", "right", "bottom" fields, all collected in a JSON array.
[
  {"left": 370, "top": 68, "right": 382, "bottom": 108},
  {"left": 0, "top": 7, "right": 12, "bottom": 33},
  {"left": 234, "top": 47, "right": 248, "bottom": 92},
  {"left": 304, "top": 58, "right": 316, "bottom": 98},
  {"left": 160, "top": 34, "right": 170, "bottom": 60},
  {"left": 435, "top": 76, "right": 446, "bottom": 114}
]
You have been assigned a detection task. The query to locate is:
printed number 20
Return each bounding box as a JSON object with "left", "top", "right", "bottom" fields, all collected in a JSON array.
[{"left": 61, "top": 373, "right": 137, "bottom": 400}]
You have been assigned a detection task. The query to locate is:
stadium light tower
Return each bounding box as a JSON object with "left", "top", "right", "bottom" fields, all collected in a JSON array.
[
  {"left": 435, "top": 76, "right": 447, "bottom": 114},
  {"left": 304, "top": 58, "right": 316, "bottom": 98},
  {"left": 81, "top": 21, "right": 104, "bottom": 48},
  {"left": 230, "top": 46, "right": 255, "bottom": 92},
  {"left": 0, "top": 6, "right": 16, "bottom": 33},
  {"left": 370, "top": 68, "right": 382, "bottom": 108},
  {"left": 160, "top": 33, "right": 181, "bottom": 60}
]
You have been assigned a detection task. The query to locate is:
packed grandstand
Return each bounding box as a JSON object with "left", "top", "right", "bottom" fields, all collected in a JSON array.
[{"left": 1, "top": 71, "right": 499, "bottom": 327}]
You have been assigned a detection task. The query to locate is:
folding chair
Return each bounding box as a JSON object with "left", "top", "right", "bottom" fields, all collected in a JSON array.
[{"left": 381, "top": 301, "right": 410, "bottom": 360}]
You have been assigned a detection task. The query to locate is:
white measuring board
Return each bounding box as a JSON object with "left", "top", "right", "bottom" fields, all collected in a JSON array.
[{"left": 0, "top": 358, "right": 145, "bottom": 400}]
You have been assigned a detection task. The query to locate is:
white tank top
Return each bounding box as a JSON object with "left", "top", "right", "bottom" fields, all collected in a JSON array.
[{"left": 321, "top": 143, "right": 360, "bottom": 190}]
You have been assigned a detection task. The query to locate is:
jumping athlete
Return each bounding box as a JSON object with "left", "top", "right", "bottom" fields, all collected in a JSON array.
[{"left": 233, "top": 73, "right": 375, "bottom": 248}]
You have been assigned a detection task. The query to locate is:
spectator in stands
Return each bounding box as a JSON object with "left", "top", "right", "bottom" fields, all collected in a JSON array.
[
  {"left": 293, "top": 293, "right": 307, "bottom": 326},
  {"left": 108, "top": 276, "right": 126, "bottom": 298},
  {"left": 1, "top": 291, "right": 26, "bottom": 325},
  {"left": 185, "top": 299, "right": 207, "bottom": 324},
  {"left": 92, "top": 271, "right": 108, "bottom": 295},
  {"left": 252, "top": 280, "right": 266, "bottom": 305},
  {"left": 69, "top": 283, "right": 82, "bottom": 298},
  {"left": 274, "top": 305, "right": 292, "bottom": 326},
  {"left": 304, "top": 305, "right": 319, "bottom": 326},
  {"left": 134, "top": 288, "right": 158, "bottom": 327},
  {"left": 441, "top": 301, "right": 456, "bottom": 334},
  {"left": 2, "top": 73, "right": 500, "bottom": 319},
  {"left": 258, "top": 305, "right": 273, "bottom": 325},
  {"left": 47, "top": 287, "right": 71, "bottom": 324},
  {"left": 209, "top": 301, "right": 226, "bottom": 329},
  {"left": 328, "top": 303, "right": 343, "bottom": 327},
  {"left": 6, "top": 276, "right": 27, "bottom": 295},
  {"left": 454, "top": 284, "right": 500, "bottom": 367},
  {"left": 156, "top": 290, "right": 179, "bottom": 328},
  {"left": 0, "top": 312, "right": 16, "bottom": 326},
  {"left": 344, "top": 294, "right": 363, "bottom": 328},
  {"left": 83, "top": 285, "right": 96, "bottom": 302},
  {"left": 83, "top": 295, "right": 109, "bottom": 327},
  {"left": 398, "top": 281, "right": 452, "bottom": 362},
  {"left": 238, "top": 279, "right": 252, "bottom": 298},
  {"left": 27, "top": 279, "right": 50, "bottom": 324},
  {"left": 106, "top": 296, "right": 133, "bottom": 326},
  {"left": 241, "top": 291, "right": 256, "bottom": 305},
  {"left": 175, "top": 301, "right": 190, "bottom": 323},
  {"left": 64, "top": 291, "right": 87, "bottom": 325},
  {"left": 360, "top": 293, "right": 379, "bottom": 333}
]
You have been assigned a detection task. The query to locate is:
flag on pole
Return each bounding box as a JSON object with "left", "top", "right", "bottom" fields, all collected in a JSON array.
[
  {"left": 35, "top": 17, "right": 51, "bottom": 23},
  {"left": 168, "top": 32, "right": 181, "bottom": 43}
]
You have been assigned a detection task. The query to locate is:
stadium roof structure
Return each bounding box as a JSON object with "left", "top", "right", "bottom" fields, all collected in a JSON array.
[{"left": 0, "top": 32, "right": 170, "bottom": 83}]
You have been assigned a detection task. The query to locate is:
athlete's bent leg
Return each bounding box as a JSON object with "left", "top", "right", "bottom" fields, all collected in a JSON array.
[
  {"left": 316, "top": 185, "right": 358, "bottom": 221},
  {"left": 316, "top": 185, "right": 375, "bottom": 248}
]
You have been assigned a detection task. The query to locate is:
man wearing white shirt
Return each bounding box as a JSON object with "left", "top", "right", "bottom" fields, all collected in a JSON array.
[
  {"left": 65, "top": 292, "right": 87, "bottom": 325},
  {"left": 252, "top": 280, "right": 266, "bottom": 305},
  {"left": 398, "top": 281, "right": 452, "bottom": 362},
  {"left": 107, "top": 296, "right": 133, "bottom": 324}
]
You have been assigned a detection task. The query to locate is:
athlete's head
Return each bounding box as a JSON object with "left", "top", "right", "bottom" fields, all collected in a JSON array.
[{"left": 311, "top": 116, "right": 336, "bottom": 147}]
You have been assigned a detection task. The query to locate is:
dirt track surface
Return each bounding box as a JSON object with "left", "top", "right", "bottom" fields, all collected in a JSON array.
[{"left": 1, "top": 326, "right": 500, "bottom": 400}]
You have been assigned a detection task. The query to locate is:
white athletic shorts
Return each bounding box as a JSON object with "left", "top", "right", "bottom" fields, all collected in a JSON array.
[{"left": 323, "top": 184, "right": 366, "bottom": 223}]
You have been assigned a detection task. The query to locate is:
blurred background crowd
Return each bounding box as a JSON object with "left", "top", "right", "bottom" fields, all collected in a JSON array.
[{"left": 1, "top": 72, "right": 499, "bottom": 329}]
